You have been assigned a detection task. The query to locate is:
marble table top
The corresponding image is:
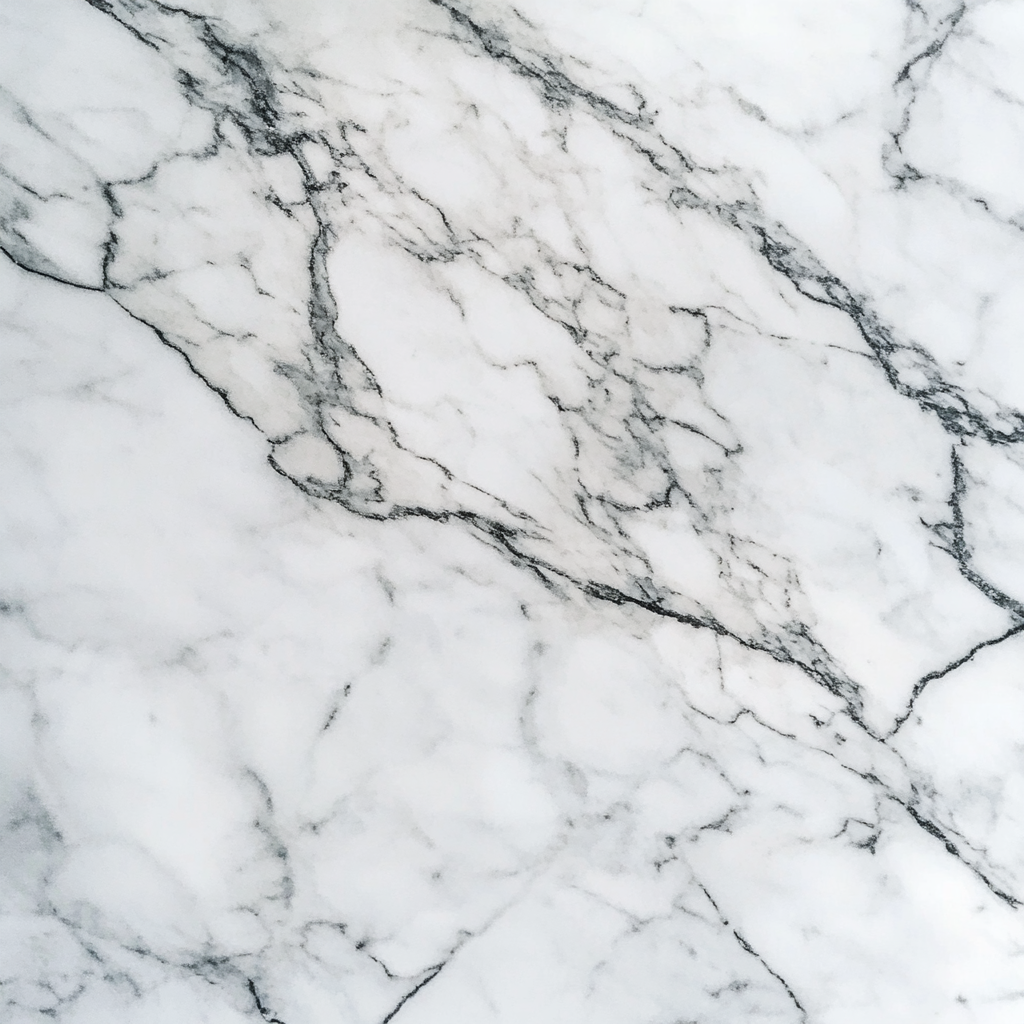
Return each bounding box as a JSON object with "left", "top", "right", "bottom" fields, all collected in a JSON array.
[{"left": 3, "top": 1, "right": 1024, "bottom": 1021}]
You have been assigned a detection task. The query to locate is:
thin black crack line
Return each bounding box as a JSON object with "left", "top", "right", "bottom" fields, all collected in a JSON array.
[
  {"left": 940, "top": 446, "right": 1024, "bottom": 619},
  {"left": 732, "top": 930, "right": 808, "bottom": 1020},
  {"left": 889, "top": 620, "right": 1024, "bottom": 735},
  {"left": 795, "top": 744, "right": 1024, "bottom": 910},
  {"left": 725, "top": 693, "right": 1024, "bottom": 909},
  {"left": 695, "top": 882, "right": 807, "bottom": 1020},
  {"left": 379, "top": 963, "right": 446, "bottom": 1024},
  {"left": 888, "top": 1, "right": 967, "bottom": 177},
  {"left": 81, "top": 0, "right": 161, "bottom": 48},
  {"left": 903, "top": 804, "right": 1020, "bottom": 908},
  {"left": 895, "top": 1, "right": 966, "bottom": 88},
  {"left": 460, "top": 516, "right": 870, "bottom": 730},
  {"left": 884, "top": 443, "right": 1024, "bottom": 735},
  {"left": 0, "top": 241, "right": 105, "bottom": 292},
  {"left": 248, "top": 979, "right": 287, "bottom": 1024}
]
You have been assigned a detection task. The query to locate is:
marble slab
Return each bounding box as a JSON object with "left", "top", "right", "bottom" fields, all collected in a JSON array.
[{"left": 3, "top": 1, "right": 1024, "bottom": 1021}]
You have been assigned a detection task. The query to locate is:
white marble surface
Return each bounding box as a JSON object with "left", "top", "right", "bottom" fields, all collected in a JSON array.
[{"left": 3, "top": 0, "right": 1024, "bottom": 1020}]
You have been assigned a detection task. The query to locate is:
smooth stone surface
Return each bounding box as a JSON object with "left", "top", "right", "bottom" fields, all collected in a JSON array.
[{"left": 3, "top": 1, "right": 1024, "bottom": 1021}]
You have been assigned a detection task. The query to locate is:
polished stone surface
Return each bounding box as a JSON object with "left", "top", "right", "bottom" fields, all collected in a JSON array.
[{"left": 3, "top": 2, "right": 1024, "bottom": 1021}]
